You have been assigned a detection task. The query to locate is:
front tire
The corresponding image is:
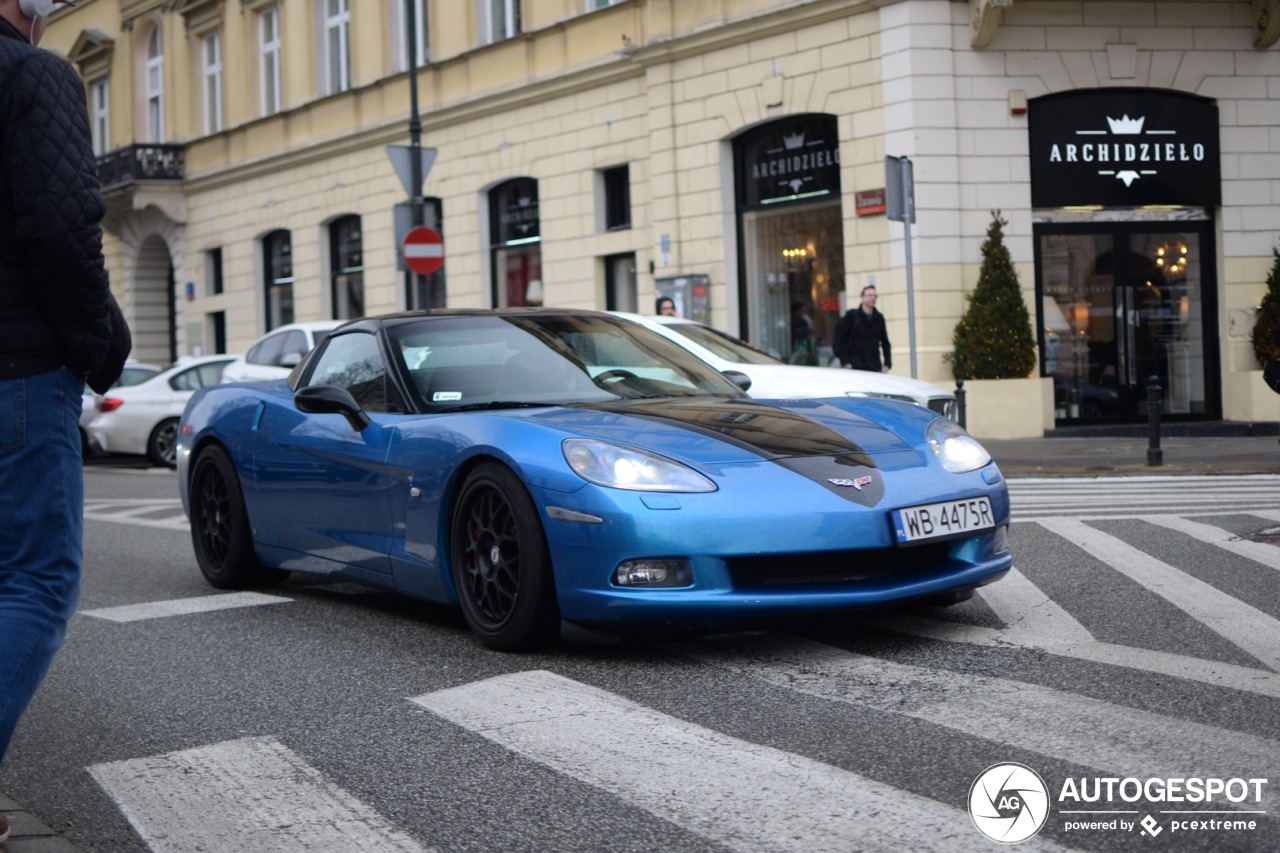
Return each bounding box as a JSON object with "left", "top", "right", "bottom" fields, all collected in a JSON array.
[
  {"left": 147, "top": 418, "right": 180, "bottom": 467},
  {"left": 189, "top": 444, "right": 288, "bottom": 589},
  {"left": 450, "top": 463, "right": 559, "bottom": 651}
]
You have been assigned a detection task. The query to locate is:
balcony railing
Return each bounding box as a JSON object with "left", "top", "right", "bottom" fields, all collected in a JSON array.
[{"left": 97, "top": 144, "right": 185, "bottom": 189}]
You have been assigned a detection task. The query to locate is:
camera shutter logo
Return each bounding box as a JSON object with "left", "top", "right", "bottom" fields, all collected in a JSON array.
[{"left": 969, "top": 763, "right": 1051, "bottom": 843}]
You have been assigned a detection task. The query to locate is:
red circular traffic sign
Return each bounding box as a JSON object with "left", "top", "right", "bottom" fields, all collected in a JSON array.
[{"left": 402, "top": 226, "right": 444, "bottom": 275}]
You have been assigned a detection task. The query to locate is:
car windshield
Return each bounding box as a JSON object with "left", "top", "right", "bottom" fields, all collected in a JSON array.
[
  {"left": 662, "top": 322, "right": 782, "bottom": 366},
  {"left": 389, "top": 313, "right": 747, "bottom": 411}
]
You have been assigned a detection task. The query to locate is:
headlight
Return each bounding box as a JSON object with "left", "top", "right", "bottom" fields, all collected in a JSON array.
[
  {"left": 925, "top": 417, "right": 991, "bottom": 473},
  {"left": 562, "top": 439, "right": 716, "bottom": 492}
]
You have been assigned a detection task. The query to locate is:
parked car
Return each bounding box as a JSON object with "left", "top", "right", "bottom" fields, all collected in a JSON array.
[
  {"left": 88, "top": 355, "right": 236, "bottom": 467},
  {"left": 177, "top": 309, "right": 1011, "bottom": 650},
  {"left": 611, "top": 312, "right": 958, "bottom": 420},
  {"left": 220, "top": 320, "right": 344, "bottom": 383},
  {"left": 79, "top": 360, "right": 161, "bottom": 457}
]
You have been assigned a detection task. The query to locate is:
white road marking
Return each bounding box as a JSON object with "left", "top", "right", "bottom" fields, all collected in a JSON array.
[
  {"left": 1007, "top": 475, "right": 1280, "bottom": 519},
  {"left": 1133, "top": 514, "right": 1280, "bottom": 571},
  {"left": 697, "top": 635, "right": 1279, "bottom": 814},
  {"left": 81, "top": 592, "right": 291, "bottom": 623},
  {"left": 85, "top": 498, "right": 187, "bottom": 530},
  {"left": 1038, "top": 518, "right": 1280, "bottom": 672},
  {"left": 89, "top": 736, "right": 429, "bottom": 853},
  {"left": 411, "top": 670, "right": 1070, "bottom": 853}
]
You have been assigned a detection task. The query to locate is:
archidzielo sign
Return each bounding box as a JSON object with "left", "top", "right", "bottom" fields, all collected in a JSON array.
[{"left": 1028, "top": 88, "right": 1221, "bottom": 208}]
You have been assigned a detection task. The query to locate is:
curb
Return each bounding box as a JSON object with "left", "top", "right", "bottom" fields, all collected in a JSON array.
[{"left": 0, "top": 794, "right": 83, "bottom": 853}]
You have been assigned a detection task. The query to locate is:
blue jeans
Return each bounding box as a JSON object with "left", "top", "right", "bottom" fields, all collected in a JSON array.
[{"left": 0, "top": 367, "right": 85, "bottom": 761}]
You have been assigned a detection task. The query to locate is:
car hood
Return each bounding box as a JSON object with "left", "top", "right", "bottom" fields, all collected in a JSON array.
[
  {"left": 532, "top": 396, "right": 921, "bottom": 469},
  {"left": 731, "top": 363, "right": 952, "bottom": 403}
]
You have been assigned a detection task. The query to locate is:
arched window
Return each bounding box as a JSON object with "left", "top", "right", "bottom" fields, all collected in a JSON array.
[
  {"left": 489, "top": 178, "right": 541, "bottom": 308},
  {"left": 146, "top": 25, "right": 164, "bottom": 142},
  {"left": 330, "top": 215, "right": 364, "bottom": 320},
  {"left": 263, "top": 229, "right": 294, "bottom": 330}
]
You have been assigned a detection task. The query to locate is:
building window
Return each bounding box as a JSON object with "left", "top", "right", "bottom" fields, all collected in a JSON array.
[
  {"left": 483, "top": 0, "right": 521, "bottom": 43},
  {"left": 261, "top": 5, "right": 282, "bottom": 116},
  {"left": 203, "top": 30, "right": 223, "bottom": 134},
  {"left": 207, "top": 311, "right": 227, "bottom": 355},
  {"left": 324, "top": 0, "right": 351, "bottom": 95},
  {"left": 89, "top": 78, "right": 109, "bottom": 156},
  {"left": 604, "top": 253, "right": 637, "bottom": 312},
  {"left": 587, "top": 0, "right": 623, "bottom": 9},
  {"left": 146, "top": 26, "right": 164, "bottom": 142},
  {"left": 489, "top": 178, "right": 541, "bottom": 308},
  {"left": 263, "top": 230, "right": 294, "bottom": 330},
  {"left": 393, "top": 0, "right": 429, "bottom": 70},
  {"left": 407, "top": 198, "right": 446, "bottom": 310},
  {"left": 205, "top": 247, "right": 223, "bottom": 295},
  {"left": 330, "top": 215, "right": 364, "bottom": 320},
  {"left": 734, "top": 114, "right": 845, "bottom": 363},
  {"left": 602, "top": 164, "right": 630, "bottom": 231}
]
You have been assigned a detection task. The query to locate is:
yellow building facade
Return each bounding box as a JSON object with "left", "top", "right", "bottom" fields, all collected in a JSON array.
[{"left": 42, "top": 0, "right": 1280, "bottom": 430}]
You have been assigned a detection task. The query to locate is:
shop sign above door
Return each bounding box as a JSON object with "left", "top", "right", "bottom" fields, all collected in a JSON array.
[
  {"left": 736, "top": 114, "right": 842, "bottom": 208},
  {"left": 1028, "top": 88, "right": 1220, "bottom": 208}
]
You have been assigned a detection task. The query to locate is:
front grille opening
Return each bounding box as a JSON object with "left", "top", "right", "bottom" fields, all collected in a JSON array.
[{"left": 728, "top": 542, "right": 952, "bottom": 586}]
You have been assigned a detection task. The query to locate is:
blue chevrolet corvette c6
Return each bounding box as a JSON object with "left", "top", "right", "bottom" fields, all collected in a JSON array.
[{"left": 177, "top": 309, "right": 1012, "bottom": 650}]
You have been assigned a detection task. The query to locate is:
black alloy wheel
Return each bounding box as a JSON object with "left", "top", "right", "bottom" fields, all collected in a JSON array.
[
  {"left": 147, "top": 418, "right": 180, "bottom": 467},
  {"left": 189, "top": 444, "right": 288, "bottom": 589},
  {"left": 450, "top": 462, "right": 559, "bottom": 650}
]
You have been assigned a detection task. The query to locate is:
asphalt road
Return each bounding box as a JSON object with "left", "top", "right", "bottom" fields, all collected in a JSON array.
[{"left": 1, "top": 465, "right": 1278, "bottom": 852}]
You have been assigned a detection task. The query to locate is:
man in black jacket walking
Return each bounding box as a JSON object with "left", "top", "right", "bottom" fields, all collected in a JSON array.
[
  {"left": 833, "top": 285, "right": 892, "bottom": 372},
  {"left": 0, "top": 0, "right": 131, "bottom": 780}
]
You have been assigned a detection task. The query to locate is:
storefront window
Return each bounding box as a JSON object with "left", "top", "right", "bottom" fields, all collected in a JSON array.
[
  {"left": 1037, "top": 224, "right": 1212, "bottom": 422},
  {"left": 735, "top": 115, "right": 844, "bottom": 362},
  {"left": 490, "top": 178, "right": 541, "bottom": 307},
  {"left": 263, "top": 229, "right": 293, "bottom": 330}
]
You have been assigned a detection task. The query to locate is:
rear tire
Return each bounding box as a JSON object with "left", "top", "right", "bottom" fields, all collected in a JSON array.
[
  {"left": 450, "top": 463, "right": 559, "bottom": 651},
  {"left": 189, "top": 444, "right": 288, "bottom": 589},
  {"left": 147, "top": 418, "right": 180, "bottom": 467}
]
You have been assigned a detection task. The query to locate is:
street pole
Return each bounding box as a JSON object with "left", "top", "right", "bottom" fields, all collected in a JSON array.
[
  {"left": 405, "top": 0, "right": 424, "bottom": 306},
  {"left": 901, "top": 160, "right": 917, "bottom": 379}
]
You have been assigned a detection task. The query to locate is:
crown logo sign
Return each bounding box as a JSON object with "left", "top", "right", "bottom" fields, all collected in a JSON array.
[
  {"left": 1106, "top": 115, "right": 1145, "bottom": 134},
  {"left": 782, "top": 132, "right": 806, "bottom": 150}
]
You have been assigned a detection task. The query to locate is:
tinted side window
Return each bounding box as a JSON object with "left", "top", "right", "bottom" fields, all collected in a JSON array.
[
  {"left": 277, "top": 330, "right": 308, "bottom": 365},
  {"left": 306, "top": 332, "right": 388, "bottom": 413},
  {"left": 247, "top": 332, "right": 286, "bottom": 366}
]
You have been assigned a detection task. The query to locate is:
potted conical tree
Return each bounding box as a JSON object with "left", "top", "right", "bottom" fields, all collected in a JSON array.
[
  {"left": 944, "top": 211, "right": 1049, "bottom": 438},
  {"left": 1250, "top": 247, "right": 1280, "bottom": 367}
]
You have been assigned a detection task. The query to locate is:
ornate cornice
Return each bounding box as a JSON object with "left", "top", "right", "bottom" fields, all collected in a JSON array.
[
  {"left": 178, "top": 0, "right": 224, "bottom": 36},
  {"left": 1254, "top": 0, "right": 1280, "bottom": 47},
  {"left": 67, "top": 29, "right": 115, "bottom": 80},
  {"left": 969, "top": 0, "right": 1014, "bottom": 49}
]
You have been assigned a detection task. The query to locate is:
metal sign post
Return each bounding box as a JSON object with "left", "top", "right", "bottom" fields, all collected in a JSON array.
[{"left": 885, "top": 155, "right": 918, "bottom": 378}]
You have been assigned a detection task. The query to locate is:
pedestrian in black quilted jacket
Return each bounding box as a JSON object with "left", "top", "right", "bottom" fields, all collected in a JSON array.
[
  {"left": 832, "top": 285, "right": 892, "bottom": 373},
  {"left": 0, "top": 0, "right": 131, "bottom": 783}
]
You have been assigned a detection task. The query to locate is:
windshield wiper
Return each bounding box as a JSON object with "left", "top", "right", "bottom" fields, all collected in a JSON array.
[{"left": 434, "top": 400, "right": 551, "bottom": 413}]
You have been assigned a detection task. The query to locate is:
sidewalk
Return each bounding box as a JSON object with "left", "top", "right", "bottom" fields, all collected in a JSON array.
[
  {"left": 0, "top": 793, "right": 82, "bottom": 853},
  {"left": 984, "top": 434, "right": 1280, "bottom": 476}
]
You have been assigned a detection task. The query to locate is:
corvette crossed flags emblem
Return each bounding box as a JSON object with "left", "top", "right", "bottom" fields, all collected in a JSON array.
[{"left": 828, "top": 476, "right": 873, "bottom": 491}]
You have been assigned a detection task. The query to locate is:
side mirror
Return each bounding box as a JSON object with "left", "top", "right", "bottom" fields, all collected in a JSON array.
[
  {"left": 722, "top": 370, "right": 752, "bottom": 392},
  {"left": 280, "top": 352, "right": 304, "bottom": 369},
  {"left": 294, "top": 385, "right": 371, "bottom": 432}
]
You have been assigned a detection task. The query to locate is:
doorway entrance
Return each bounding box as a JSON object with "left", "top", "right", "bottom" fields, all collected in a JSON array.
[{"left": 1035, "top": 220, "right": 1219, "bottom": 424}]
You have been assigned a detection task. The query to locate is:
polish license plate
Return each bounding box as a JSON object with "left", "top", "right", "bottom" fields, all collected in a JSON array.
[{"left": 892, "top": 496, "right": 995, "bottom": 545}]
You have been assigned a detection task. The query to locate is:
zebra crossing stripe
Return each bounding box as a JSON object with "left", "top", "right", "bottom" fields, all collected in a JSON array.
[
  {"left": 697, "top": 635, "right": 1279, "bottom": 815},
  {"left": 1133, "top": 514, "right": 1280, "bottom": 571},
  {"left": 89, "top": 736, "right": 428, "bottom": 853},
  {"left": 1038, "top": 518, "right": 1280, "bottom": 672},
  {"left": 81, "top": 592, "right": 291, "bottom": 623},
  {"left": 412, "top": 670, "right": 1070, "bottom": 853}
]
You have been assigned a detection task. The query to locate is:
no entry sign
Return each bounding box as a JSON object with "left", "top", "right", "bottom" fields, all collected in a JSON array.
[{"left": 402, "top": 226, "right": 444, "bottom": 275}]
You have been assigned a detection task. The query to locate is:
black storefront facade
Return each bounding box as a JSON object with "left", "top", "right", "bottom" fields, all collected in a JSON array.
[{"left": 1029, "top": 88, "right": 1223, "bottom": 426}]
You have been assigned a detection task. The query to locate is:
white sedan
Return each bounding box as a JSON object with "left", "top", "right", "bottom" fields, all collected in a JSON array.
[
  {"left": 88, "top": 355, "right": 236, "bottom": 467},
  {"left": 220, "top": 320, "right": 344, "bottom": 383},
  {"left": 612, "top": 312, "right": 958, "bottom": 420},
  {"left": 79, "top": 360, "right": 161, "bottom": 457}
]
